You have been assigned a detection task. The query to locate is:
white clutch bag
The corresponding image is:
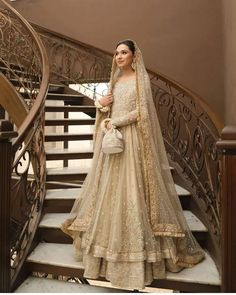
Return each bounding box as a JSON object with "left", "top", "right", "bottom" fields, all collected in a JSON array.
[{"left": 102, "top": 127, "right": 124, "bottom": 154}]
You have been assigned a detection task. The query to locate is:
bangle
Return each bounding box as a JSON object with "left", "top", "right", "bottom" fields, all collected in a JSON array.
[
  {"left": 94, "top": 99, "right": 110, "bottom": 113},
  {"left": 101, "top": 118, "right": 111, "bottom": 133}
]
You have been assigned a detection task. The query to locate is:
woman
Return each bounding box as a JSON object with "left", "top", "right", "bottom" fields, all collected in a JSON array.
[{"left": 61, "top": 39, "right": 205, "bottom": 290}]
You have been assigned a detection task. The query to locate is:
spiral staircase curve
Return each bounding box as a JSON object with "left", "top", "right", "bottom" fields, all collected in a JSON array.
[{"left": 1, "top": 2, "right": 233, "bottom": 292}]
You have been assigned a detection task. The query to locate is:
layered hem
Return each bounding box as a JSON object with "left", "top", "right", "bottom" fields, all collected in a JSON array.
[{"left": 62, "top": 218, "right": 186, "bottom": 239}]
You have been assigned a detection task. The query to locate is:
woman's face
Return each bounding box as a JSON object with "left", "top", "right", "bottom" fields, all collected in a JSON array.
[{"left": 115, "top": 44, "right": 134, "bottom": 70}]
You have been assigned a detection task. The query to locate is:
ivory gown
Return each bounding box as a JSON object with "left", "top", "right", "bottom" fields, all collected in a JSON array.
[{"left": 61, "top": 79, "right": 204, "bottom": 290}]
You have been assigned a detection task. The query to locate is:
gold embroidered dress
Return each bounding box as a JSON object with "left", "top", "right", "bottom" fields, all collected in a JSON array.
[{"left": 61, "top": 41, "right": 205, "bottom": 290}]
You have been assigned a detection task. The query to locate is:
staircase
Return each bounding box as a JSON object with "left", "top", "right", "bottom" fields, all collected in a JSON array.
[
  {"left": 4, "top": 1, "right": 236, "bottom": 292},
  {"left": 14, "top": 82, "right": 221, "bottom": 293}
]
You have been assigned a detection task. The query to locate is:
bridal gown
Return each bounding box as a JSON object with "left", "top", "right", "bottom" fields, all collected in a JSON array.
[{"left": 61, "top": 79, "right": 204, "bottom": 290}]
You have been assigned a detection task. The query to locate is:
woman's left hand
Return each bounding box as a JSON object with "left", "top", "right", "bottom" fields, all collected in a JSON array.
[{"left": 107, "top": 121, "right": 113, "bottom": 130}]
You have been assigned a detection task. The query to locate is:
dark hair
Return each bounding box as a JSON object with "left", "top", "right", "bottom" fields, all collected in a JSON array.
[{"left": 116, "top": 39, "right": 135, "bottom": 54}]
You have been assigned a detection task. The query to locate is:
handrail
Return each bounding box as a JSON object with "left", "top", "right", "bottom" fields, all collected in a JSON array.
[
  {"left": 0, "top": 73, "right": 28, "bottom": 128},
  {"left": 0, "top": 0, "right": 49, "bottom": 291},
  {"left": 0, "top": 1, "right": 49, "bottom": 151}
]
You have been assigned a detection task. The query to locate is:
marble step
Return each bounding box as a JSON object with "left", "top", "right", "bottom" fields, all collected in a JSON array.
[
  {"left": 43, "top": 185, "right": 191, "bottom": 213},
  {"left": 44, "top": 188, "right": 82, "bottom": 213},
  {"left": 14, "top": 276, "right": 126, "bottom": 293},
  {"left": 46, "top": 147, "right": 93, "bottom": 160},
  {"left": 26, "top": 243, "right": 221, "bottom": 292},
  {"left": 45, "top": 105, "right": 96, "bottom": 113},
  {"left": 38, "top": 210, "right": 207, "bottom": 244},
  {"left": 39, "top": 211, "right": 207, "bottom": 232},
  {"left": 46, "top": 166, "right": 90, "bottom": 182},
  {"left": 45, "top": 184, "right": 190, "bottom": 200}
]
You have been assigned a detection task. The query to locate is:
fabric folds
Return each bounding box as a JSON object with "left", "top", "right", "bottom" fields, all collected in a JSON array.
[{"left": 61, "top": 41, "right": 205, "bottom": 290}]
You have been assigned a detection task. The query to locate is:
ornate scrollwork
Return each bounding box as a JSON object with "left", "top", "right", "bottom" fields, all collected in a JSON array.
[
  {"left": 0, "top": 7, "right": 42, "bottom": 109},
  {"left": 37, "top": 28, "right": 112, "bottom": 85},
  {"left": 11, "top": 110, "right": 46, "bottom": 276},
  {"left": 150, "top": 73, "right": 222, "bottom": 251},
  {"left": 0, "top": 1, "right": 48, "bottom": 290}
]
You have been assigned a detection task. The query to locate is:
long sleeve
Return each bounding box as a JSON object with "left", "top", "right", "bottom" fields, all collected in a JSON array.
[{"left": 112, "top": 109, "right": 138, "bottom": 127}]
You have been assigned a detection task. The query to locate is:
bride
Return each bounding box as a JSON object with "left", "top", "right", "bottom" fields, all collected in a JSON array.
[{"left": 61, "top": 39, "right": 205, "bottom": 290}]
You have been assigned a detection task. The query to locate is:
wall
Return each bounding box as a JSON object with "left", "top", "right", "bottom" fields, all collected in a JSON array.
[
  {"left": 10, "top": 0, "right": 225, "bottom": 121},
  {"left": 222, "top": 0, "right": 236, "bottom": 125}
]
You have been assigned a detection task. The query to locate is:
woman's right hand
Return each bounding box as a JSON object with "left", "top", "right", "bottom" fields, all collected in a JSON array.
[{"left": 99, "top": 92, "right": 113, "bottom": 107}]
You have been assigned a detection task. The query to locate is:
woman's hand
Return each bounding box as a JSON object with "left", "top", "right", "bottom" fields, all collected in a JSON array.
[
  {"left": 106, "top": 121, "right": 113, "bottom": 130},
  {"left": 99, "top": 92, "right": 113, "bottom": 107}
]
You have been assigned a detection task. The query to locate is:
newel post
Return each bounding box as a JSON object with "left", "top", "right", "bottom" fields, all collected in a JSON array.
[
  {"left": 217, "top": 125, "right": 236, "bottom": 292},
  {"left": 0, "top": 120, "right": 17, "bottom": 292}
]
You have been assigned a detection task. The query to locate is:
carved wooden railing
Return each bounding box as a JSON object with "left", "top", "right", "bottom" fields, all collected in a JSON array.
[
  {"left": 0, "top": 0, "right": 49, "bottom": 292},
  {"left": 34, "top": 25, "right": 111, "bottom": 85},
  {"left": 150, "top": 72, "right": 223, "bottom": 270}
]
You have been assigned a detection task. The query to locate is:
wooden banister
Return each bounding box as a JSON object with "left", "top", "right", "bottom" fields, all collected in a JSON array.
[
  {"left": 217, "top": 125, "right": 236, "bottom": 292},
  {"left": 0, "top": 73, "right": 28, "bottom": 128}
]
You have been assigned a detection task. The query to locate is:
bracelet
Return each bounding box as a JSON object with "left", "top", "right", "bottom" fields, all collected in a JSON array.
[
  {"left": 101, "top": 118, "right": 112, "bottom": 133},
  {"left": 94, "top": 99, "right": 110, "bottom": 113}
]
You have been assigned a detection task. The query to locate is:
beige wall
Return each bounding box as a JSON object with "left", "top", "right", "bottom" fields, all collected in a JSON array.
[
  {"left": 10, "top": 0, "right": 225, "bottom": 121},
  {"left": 222, "top": 0, "right": 236, "bottom": 125}
]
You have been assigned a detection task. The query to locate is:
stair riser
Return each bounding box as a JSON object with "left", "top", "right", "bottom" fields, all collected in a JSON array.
[
  {"left": 39, "top": 228, "right": 72, "bottom": 244},
  {"left": 43, "top": 199, "right": 75, "bottom": 213},
  {"left": 39, "top": 227, "right": 207, "bottom": 246},
  {"left": 44, "top": 195, "right": 189, "bottom": 213},
  {"left": 45, "top": 106, "right": 96, "bottom": 113},
  {"left": 46, "top": 94, "right": 84, "bottom": 101},
  {"left": 46, "top": 153, "right": 93, "bottom": 161},
  {"left": 46, "top": 182, "right": 82, "bottom": 190},
  {"left": 45, "top": 135, "right": 93, "bottom": 142},
  {"left": 45, "top": 120, "right": 95, "bottom": 126},
  {"left": 46, "top": 174, "right": 87, "bottom": 182}
]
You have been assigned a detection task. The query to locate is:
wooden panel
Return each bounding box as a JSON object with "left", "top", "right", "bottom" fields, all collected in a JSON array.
[
  {"left": 0, "top": 140, "right": 11, "bottom": 292},
  {"left": 217, "top": 125, "right": 236, "bottom": 292},
  {"left": 221, "top": 155, "right": 236, "bottom": 292}
]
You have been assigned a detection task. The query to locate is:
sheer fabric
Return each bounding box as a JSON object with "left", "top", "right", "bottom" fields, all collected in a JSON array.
[{"left": 61, "top": 41, "right": 205, "bottom": 290}]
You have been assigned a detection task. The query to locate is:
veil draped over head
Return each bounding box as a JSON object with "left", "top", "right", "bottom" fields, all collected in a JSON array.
[
  {"left": 63, "top": 40, "right": 204, "bottom": 270},
  {"left": 94, "top": 40, "right": 204, "bottom": 266}
]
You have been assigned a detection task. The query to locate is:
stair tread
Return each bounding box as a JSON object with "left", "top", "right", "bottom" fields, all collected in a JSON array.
[
  {"left": 45, "top": 131, "right": 93, "bottom": 136},
  {"left": 47, "top": 166, "right": 90, "bottom": 175},
  {"left": 39, "top": 210, "right": 207, "bottom": 232},
  {"left": 46, "top": 188, "right": 82, "bottom": 200},
  {"left": 45, "top": 184, "right": 190, "bottom": 200},
  {"left": 46, "top": 105, "right": 95, "bottom": 110},
  {"left": 15, "top": 276, "right": 123, "bottom": 293},
  {"left": 175, "top": 184, "right": 190, "bottom": 196},
  {"left": 45, "top": 118, "right": 95, "bottom": 122},
  {"left": 46, "top": 147, "right": 93, "bottom": 155},
  {"left": 27, "top": 243, "right": 220, "bottom": 286}
]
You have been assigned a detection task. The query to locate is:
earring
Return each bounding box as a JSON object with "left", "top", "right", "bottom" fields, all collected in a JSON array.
[{"left": 131, "top": 60, "right": 136, "bottom": 71}]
